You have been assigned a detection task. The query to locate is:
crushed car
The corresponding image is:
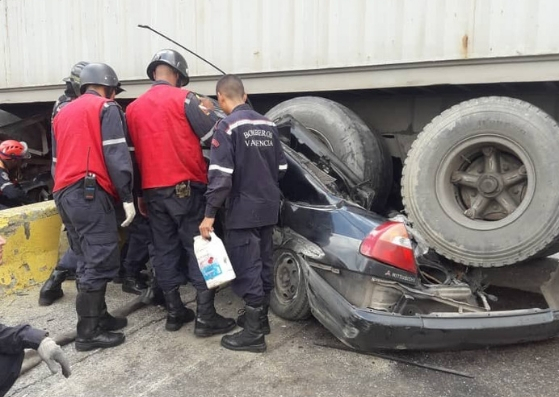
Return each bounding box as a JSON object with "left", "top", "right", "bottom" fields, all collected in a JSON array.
[{"left": 270, "top": 114, "right": 559, "bottom": 351}]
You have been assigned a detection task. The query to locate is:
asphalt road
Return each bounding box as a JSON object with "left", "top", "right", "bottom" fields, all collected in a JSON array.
[{"left": 1, "top": 280, "right": 558, "bottom": 397}]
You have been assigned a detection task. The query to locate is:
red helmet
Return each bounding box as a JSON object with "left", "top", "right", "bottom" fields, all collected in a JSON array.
[{"left": 0, "top": 140, "right": 31, "bottom": 160}]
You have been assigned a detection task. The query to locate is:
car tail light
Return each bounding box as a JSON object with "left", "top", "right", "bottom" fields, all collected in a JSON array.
[{"left": 359, "top": 221, "right": 417, "bottom": 274}]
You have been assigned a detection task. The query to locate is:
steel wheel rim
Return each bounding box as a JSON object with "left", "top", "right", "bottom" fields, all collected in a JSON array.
[
  {"left": 275, "top": 252, "right": 302, "bottom": 303},
  {"left": 435, "top": 134, "right": 536, "bottom": 231}
]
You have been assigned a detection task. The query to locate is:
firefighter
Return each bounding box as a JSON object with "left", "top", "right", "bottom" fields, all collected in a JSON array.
[
  {"left": 0, "top": 140, "right": 33, "bottom": 210},
  {"left": 0, "top": 236, "right": 71, "bottom": 395},
  {"left": 52, "top": 63, "right": 135, "bottom": 351},
  {"left": 0, "top": 323, "right": 71, "bottom": 395},
  {"left": 199, "top": 74, "right": 287, "bottom": 353},
  {"left": 39, "top": 61, "right": 89, "bottom": 306},
  {"left": 126, "top": 49, "right": 235, "bottom": 335}
]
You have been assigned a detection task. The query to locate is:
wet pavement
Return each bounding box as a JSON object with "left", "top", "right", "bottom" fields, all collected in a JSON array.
[{"left": 1, "top": 279, "right": 558, "bottom": 397}]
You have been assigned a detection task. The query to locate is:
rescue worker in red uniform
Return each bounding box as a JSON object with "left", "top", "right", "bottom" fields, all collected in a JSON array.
[
  {"left": 39, "top": 61, "right": 89, "bottom": 306},
  {"left": 0, "top": 140, "right": 32, "bottom": 210},
  {"left": 200, "top": 75, "right": 287, "bottom": 353},
  {"left": 126, "top": 49, "right": 235, "bottom": 335},
  {"left": 52, "top": 63, "right": 136, "bottom": 351}
]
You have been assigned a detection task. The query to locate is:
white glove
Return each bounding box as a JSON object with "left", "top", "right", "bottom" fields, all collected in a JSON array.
[
  {"left": 121, "top": 201, "right": 136, "bottom": 227},
  {"left": 37, "top": 337, "right": 72, "bottom": 378}
]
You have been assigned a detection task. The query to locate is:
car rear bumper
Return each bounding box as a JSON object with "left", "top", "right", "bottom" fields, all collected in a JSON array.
[{"left": 303, "top": 263, "right": 559, "bottom": 351}]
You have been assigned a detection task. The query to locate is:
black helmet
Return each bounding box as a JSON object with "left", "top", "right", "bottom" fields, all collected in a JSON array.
[
  {"left": 63, "top": 61, "right": 89, "bottom": 97},
  {"left": 146, "top": 49, "right": 189, "bottom": 86},
  {"left": 79, "top": 63, "right": 122, "bottom": 95}
]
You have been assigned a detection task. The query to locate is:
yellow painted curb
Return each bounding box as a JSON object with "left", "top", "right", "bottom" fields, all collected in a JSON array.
[{"left": 0, "top": 201, "right": 62, "bottom": 296}]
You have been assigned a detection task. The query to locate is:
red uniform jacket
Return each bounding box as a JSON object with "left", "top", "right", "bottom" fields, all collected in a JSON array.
[
  {"left": 126, "top": 84, "right": 208, "bottom": 189},
  {"left": 53, "top": 93, "right": 118, "bottom": 198}
]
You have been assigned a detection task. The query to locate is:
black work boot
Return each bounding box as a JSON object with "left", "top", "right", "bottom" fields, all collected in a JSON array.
[
  {"left": 38, "top": 269, "right": 68, "bottom": 306},
  {"left": 237, "top": 294, "right": 271, "bottom": 335},
  {"left": 141, "top": 282, "right": 165, "bottom": 306},
  {"left": 99, "top": 306, "right": 128, "bottom": 332},
  {"left": 194, "top": 290, "right": 236, "bottom": 337},
  {"left": 164, "top": 287, "right": 196, "bottom": 332},
  {"left": 65, "top": 269, "right": 77, "bottom": 281},
  {"left": 122, "top": 276, "right": 148, "bottom": 295},
  {"left": 99, "top": 285, "right": 128, "bottom": 331},
  {"left": 221, "top": 305, "right": 266, "bottom": 353},
  {"left": 75, "top": 289, "right": 125, "bottom": 352}
]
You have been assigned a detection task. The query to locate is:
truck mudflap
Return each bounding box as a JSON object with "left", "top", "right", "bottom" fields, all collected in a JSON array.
[{"left": 303, "top": 263, "right": 559, "bottom": 351}]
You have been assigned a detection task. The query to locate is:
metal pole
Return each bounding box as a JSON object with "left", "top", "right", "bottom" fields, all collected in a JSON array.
[
  {"left": 314, "top": 342, "right": 475, "bottom": 379},
  {"left": 137, "top": 24, "right": 254, "bottom": 109},
  {"left": 137, "top": 24, "right": 226, "bottom": 75}
]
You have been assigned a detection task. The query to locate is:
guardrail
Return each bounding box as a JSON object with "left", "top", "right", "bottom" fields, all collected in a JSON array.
[{"left": 0, "top": 201, "right": 63, "bottom": 296}]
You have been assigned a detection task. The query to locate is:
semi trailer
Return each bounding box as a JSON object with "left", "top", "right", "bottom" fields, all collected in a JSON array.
[{"left": 2, "top": 0, "right": 559, "bottom": 268}]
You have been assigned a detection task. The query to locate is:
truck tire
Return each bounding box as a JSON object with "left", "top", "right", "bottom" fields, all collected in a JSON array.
[
  {"left": 270, "top": 249, "right": 312, "bottom": 321},
  {"left": 402, "top": 96, "right": 559, "bottom": 267},
  {"left": 266, "top": 97, "right": 392, "bottom": 211}
]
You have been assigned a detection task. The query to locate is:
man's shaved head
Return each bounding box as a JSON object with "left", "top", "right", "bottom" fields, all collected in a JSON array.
[{"left": 216, "top": 74, "right": 245, "bottom": 100}]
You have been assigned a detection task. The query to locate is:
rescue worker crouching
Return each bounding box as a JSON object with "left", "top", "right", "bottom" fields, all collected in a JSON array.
[
  {"left": 51, "top": 63, "right": 136, "bottom": 351},
  {"left": 0, "top": 322, "right": 71, "bottom": 395},
  {"left": 0, "top": 236, "right": 71, "bottom": 396},
  {"left": 126, "top": 49, "right": 235, "bottom": 335},
  {"left": 0, "top": 140, "right": 33, "bottom": 210},
  {"left": 39, "top": 61, "right": 89, "bottom": 306},
  {"left": 200, "top": 75, "right": 288, "bottom": 353}
]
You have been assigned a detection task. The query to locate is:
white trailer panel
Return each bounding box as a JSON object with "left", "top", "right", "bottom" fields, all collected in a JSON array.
[{"left": 1, "top": 0, "right": 559, "bottom": 103}]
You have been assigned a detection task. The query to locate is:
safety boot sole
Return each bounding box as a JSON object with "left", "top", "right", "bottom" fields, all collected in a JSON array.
[
  {"left": 38, "top": 290, "right": 64, "bottom": 306},
  {"left": 165, "top": 310, "right": 196, "bottom": 332},
  {"left": 220, "top": 338, "right": 267, "bottom": 353},
  {"left": 75, "top": 334, "right": 126, "bottom": 351},
  {"left": 194, "top": 321, "right": 237, "bottom": 337}
]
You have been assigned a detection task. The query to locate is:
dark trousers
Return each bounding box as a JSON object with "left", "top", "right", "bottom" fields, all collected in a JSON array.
[
  {"left": 122, "top": 214, "right": 155, "bottom": 278},
  {"left": 225, "top": 225, "right": 274, "bottom": 306},
  {"left": 143, "top": 183, "right": 207, "bottom": 292},
  {"left": 56, "top": 247, "right": 78, "bottom": 271},
  {"left": 0, "top": 351, "right": 24, "bottom": 397},
  {"left": 54, "top": 182, "right": 120, "bottom": 291}
]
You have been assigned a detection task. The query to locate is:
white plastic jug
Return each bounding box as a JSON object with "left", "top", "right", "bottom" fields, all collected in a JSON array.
[{"left": 193, "top": 232, "right": 236, "bottom": 289}]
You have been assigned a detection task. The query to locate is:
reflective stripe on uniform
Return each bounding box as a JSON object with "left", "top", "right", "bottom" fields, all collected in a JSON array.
[
  {"left": 52, "top": 157, "right": 57, "bottom": 163},
  {"left": 208, "top": 164, "right": 234, "bottom": 174},
  {"left": 279, "top": 164, "right": 288, "bottom": 170},
  {"left": 102, "top": 138, "right": 127, "bottom": 146},
  {"left": 1, "top": 182, "right": 13, "bottom": 191},
  {"left": 200, "top": 129, "right": 214, "bottom": 143},
  {"left": 128, "top": 147, "right": 135, "bottom": 152},
  {"left": 224, "top": 119, "right": 276, "bottom": 135}
]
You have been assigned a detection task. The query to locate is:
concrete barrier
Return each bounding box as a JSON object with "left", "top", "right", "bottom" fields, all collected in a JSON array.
[{"left": 0, "top": 201, "right": 62, "bottom": 296}]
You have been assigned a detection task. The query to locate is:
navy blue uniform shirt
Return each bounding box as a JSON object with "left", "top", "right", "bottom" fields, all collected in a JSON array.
[
  {"left": 205, "top": 103, "right": 287, "bottom": 229},
  {"left": 0, "top": 323, "right": 47, "bottom": 354}
]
